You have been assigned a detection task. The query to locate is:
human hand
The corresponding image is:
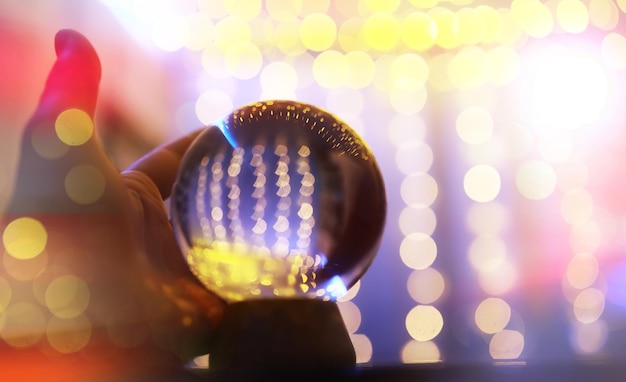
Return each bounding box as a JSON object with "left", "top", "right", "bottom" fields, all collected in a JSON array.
[{"left": 0, "top": 29, "right": 225, "bottom": 379}]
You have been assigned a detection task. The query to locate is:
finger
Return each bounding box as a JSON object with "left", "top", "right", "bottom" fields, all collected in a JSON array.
[
  {"left": 8, "top": 29, "right": 125, "bottom": 215},
  {"left": 122, "top": 169, "right": 226, "bottom": 328},
  {"left": 28, "top": 29, "right": 101, "bottom": 127},
  {"left": 123, "top": 129, "right": 203, "bottom": 200}
]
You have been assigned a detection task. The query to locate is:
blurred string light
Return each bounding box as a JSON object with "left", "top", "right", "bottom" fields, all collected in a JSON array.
[
  {"left": 392, "top": 83, "right": 442, "bottom": 362},
  {"left": 457, "top": 99, "right": 524, "bottom": 360},
  {"left": 97, "top": 0, "right": 626, "bottom": 365}
]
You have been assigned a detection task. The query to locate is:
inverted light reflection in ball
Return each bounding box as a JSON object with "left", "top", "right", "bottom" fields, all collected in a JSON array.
[{"left": 171, "top": 100, "right": 386, "bottom": 301}]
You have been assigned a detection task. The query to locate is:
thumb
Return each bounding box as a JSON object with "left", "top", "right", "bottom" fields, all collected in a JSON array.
[
  {"left": 7, "top": 29, "right": 123, "bottom": 215},
  {"left": 32, "top": 28, "right": 101, "bottom": 122}
]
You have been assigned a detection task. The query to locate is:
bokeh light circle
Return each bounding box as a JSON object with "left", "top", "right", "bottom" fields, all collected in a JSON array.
[
  {"left": 407, "top": 268, "right": 445, "bottom": 304},
  {"left": 489, "top": 329, "right": 524, "bottom": 359},
  {"left": 363, "top": 13, "right": 400, "bottom": 51},
  {"left": 516, "top": 160, "right": 557, "bottom": 200},
  {"left": 313, "top": 50, "right": 349, "bottom": 89},
  {"left": 400, "top": 233, "right": 437, "bottom": 270},
  {"left": 406, "top": 305, "right": 444, "bottom": 341},
  {"left": 475, "top": 297, "right": 511, "bottom": 334},
  {"left": 464, "top": 165, "right": 501, "bottom": 203},
  {"left": 299, "top": 13, "right": 337, "bottom": 51},
  {"left": 400, "top": 172, "right": 438, "bottom": 207},
  {"left": 3, "top": 217, "right": 47, "bottom": 260}
]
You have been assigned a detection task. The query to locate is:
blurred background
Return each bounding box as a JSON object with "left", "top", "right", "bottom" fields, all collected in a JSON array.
[{"left": 2, "top": 0, "right": 626, "bottom": 368}]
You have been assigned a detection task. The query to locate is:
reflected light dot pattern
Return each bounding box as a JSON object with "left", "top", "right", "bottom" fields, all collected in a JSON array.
[
  {"left": 99, "top": 0, "right": 626, "bottom": 365},
  {"left": 174, "top": 100, "right": 386, "bottom": 302}
]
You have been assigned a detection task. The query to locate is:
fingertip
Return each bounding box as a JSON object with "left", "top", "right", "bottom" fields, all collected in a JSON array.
[
  {"left": 54, "top": 29, "right": 95, "bottom": 58},
  {"left": 54, "top": 29, "right": 75, "bottom": 57},
  {"left": 54, "top": 29, "right": 101, "bottom": 82},
  {"left": 28, "top": 29, "right": 101, "bottom": 124}
]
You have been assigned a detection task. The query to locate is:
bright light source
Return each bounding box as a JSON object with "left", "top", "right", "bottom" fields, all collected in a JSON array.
[{"left": 529, "top": 51, "right": 608, "bottom": 129}]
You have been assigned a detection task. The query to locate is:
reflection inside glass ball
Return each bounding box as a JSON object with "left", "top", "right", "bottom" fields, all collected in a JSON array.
[{"left": 171, "top": 100, "right": 386, "bottom": 301}]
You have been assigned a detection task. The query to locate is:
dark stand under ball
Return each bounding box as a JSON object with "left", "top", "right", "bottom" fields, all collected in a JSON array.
[{"left": 208, "top": 299, "right": 356, "bottom": 374}]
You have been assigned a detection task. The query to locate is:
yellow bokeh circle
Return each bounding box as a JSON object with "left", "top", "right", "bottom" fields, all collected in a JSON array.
[
  {"left": 363, "top": 13, "right": 400, "bottom": 51},
  {"left": 45, "top": 274, "right": 91, "bottom": 319},
  {"left": 64, "top": 165, "right": 106, "bottom": 205},
  {"left": 2, "top": 217, "right": 47, "bottom": 260},
  {"left": 300, "top": 13, "right": 337, "bottom": 51},
  {"left": 55, "top": 108, "right": 93, "bottom": 147},
  {"left": 313, "top": 50, "right": 349, "bottom": 88}
]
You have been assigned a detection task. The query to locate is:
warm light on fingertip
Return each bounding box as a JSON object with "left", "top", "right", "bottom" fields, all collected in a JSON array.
[{"left": 55, "top": 109, "right": 93, "bottom": 147}]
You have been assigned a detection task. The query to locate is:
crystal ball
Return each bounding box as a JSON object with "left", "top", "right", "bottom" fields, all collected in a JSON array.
[{"left": 171, "top": 100, "right": 386, "bottom": 301}]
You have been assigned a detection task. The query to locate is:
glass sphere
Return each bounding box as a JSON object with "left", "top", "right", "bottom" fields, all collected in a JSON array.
[{"left": 171, "top": 100, "right": 386, "bottom": 301}]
